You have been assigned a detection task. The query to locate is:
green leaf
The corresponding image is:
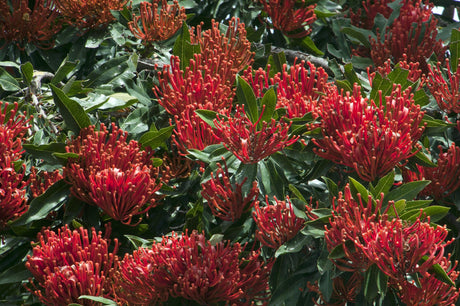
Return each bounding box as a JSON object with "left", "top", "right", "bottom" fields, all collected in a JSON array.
[
  {"left": 322, "top": 176, "right": 339, "bottom": 199},
  {"left": 139, "top": 125, "right": 174, "bottom": 150},
  {"left": 275, "top": 234, "right": 309, "bottom": 257},
  {"left": 413, "top": 88, "right": 430, "bottom": 107},
  {"left": 10, "top": 180, "right": 70, "bottom": 228},
  {"left": 195, "top": 109, "right": 220, "bottom": 129},
  {"left": 369, "top": 72, "right": 392, "bottom": 103},
  {"left": 405, "top": 200, "right": 432, "bottom": 210},
  {"left": 78, "top": 296, "right": 117, "bottom": 306},
  {"left": 421, "top": 256, "right": 456, "bottom": 287},
  {"left": 297, "top": 36, "right": 324, "bottom": 56},
  {"left": 403, "top": 206, "right": 450, "bottom": 223},
  {"left": 20, "top": 62, "right": 33, "bottom": 85},
  {"left": 172, "top": 23, "right": 201, "bottom": 71},
  {"left": 387, "top": 199, "right": 406, "bottom": 217},
  {"left": 0, "top": 67, "right": 20, "bottom": 91},
  {"left": 319, "top": 270, "right": 334, "bottom": 302},
  {"left": 328, "top": 240, "right": 355, "bottom": 259},
  {"left": 236, "top": 76, "right": 258, "bottom": 123},
  {"left": 266, "top": 52, "right": 287, "bottom": 78},
  {"left": 341, "top": 26, "right": 372, "bottom": 48},
  {"left": 0, "top": 262, "right": 32, "bottom": 285},
  {"left": 370, "top": 171, "right": 394, "bottom": 198},
  {"left": 51, "top": 57, "right": 78, "bottom": 85},
  {"left": 387, "top": 67, "right": 410, "bottom": 89},
  {"left": 411, "top": 150, "right": 437, "bottom": 167},
  {"left": 450, "top": 29, "right": 460, "bottom": 73},
  {"left": 23, "top": 142, "right": 67, "bottom": 164},
  {"left": 349, "top": 177, "right": 370, "bottom": 202},
  {"left": 384, "top": 180, "right": 431, "bottom": 203},
  {"left": 53, "top": 152, "right": 80, "bottom": 164},
  {"left": 124, "top": 234, "right": 153, "bottom": 249},
  {"left": 288, "top": 184, "right": 308, "bottom": 203},
  {"left": 259, "top": 87, "right": 277, "bottom": 124},
  {"left": 343, "top": 63, "right": 361, "bottom": 87},
  {"left": 50, "top": 84, "right": 91, "bottom": 135},
  {"left": 364, "top": 264, "right": 388, "bottom": 301}
]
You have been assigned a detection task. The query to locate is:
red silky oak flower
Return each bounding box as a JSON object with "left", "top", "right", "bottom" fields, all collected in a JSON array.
[
  {"left": 325, "top": 184, "right": 386, "bottom": 272},
  {"left": 190, "top": 17, "right": 254, "bottom": 83},
  {"left": 0, "top": 164, "right": 27, "bottom": 230},
  {"left": 402, "top": 144, "right": 460, "bottom": 200},
  {"left": 253, "top": 196, "right": 305, "bottom": 249},
  {"left": 25, "top": 225, "right": 119, "bottom": 305},
  {"left": 54, "top": 0, "right": 128, "bottom": 30},
  {"left": 314, "top": 85, "right": 425, "bottom": 182},
  {"left": 154, "top": 55, "right": 234, "bottom": 116},
  {"left": 160, "top": 149, "right": 194, "bottom": 182},
  {"left": 370, "top": 0, "right": 445, "bottom": 73},
  {"left": 257, "top": 0, "right": 317, "bottom": 38},
  {"left": 115, "top": 231, "right": 273, "bottom": 305},
  {"left": 427, "top": 59, "right": 460, "bottom": 114},
  {"left": 29, "top": 167, "right": 63, "bottom": 198},
  {"left": 0, "top": 0, "right": 62, "bottom": 50},
  {"left": 64, "top": 123, "right": 162, "bottom": 225},
  {"left": 349, "top": 0, "right": 393, "bottom": 29},
  {"left": 358, "top": 216, "right": 452, "bottom": 282},
  {"left": 202, "top": 160, "right": 259, "bottom": 221},
  {"left": 128, "top": 0, "right": 186, "bottom": 44},
  {"left": 394, "top": 254, "right": 460, "bottom": 306},
  {"left": 369, "top": 56, "right": 424, "bottom": 87},
  {"left": 214, "top": 105, "right": 299, "bottom": 164}
]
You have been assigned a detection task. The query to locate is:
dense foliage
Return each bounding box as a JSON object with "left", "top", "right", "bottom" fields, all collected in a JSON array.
[{"left": 1, "top": 0, "right": 460, "bottom": 304}]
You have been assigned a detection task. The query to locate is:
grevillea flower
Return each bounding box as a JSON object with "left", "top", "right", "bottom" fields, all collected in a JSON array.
[
  {"left": 253, "top": 196, "right": 305, "bottom": 249},
  {"left": 313, "top": 85, "right": 425, "bottom": 182},
  {"left": 358, "top": 216, "right": 452, "bottom": 282},
  {"left": 160, "top": 150, "right": 194, "bottom": 182},
  {"left": 64, "top": 123, "right": 161, "bottom": 225},
  {"left": 115, "top": 231, "right": 273, "bottom": 305},
  {"left": 29, "top": 167, "right": 63, "bottom": 198},
  {"left": 0, "top": 0, "right": 62, "bottom": 49},
  {"left": 243, "top": 60, "right": 331, "bottom": 119},
  {"left": 202, "top": 160, "right": 259, "bottom": 221},
  {"left": 171, "top": 106, "right": 221, "bottom": 155},
  {"left": 0, "top": 164, "right": 27, "bottom": 230},
  {"left": 257, "top": 0, "right": 317, "bottom": 38},
  {"left": 128, "top": 0, "right": 186, "bottom": 44},
  {"left": 54, "top": 0, "right": 128, "bottom": 30},
  {"left": 325, "top": 184, "right": 386, "bottom": 272},
  {"left": 369, "top": 56, "right": 424, "bottom": 87},
  {"left": 427, "top": 59, "right": 460, "bottom": 114},
  {"left": 402, "top": 144, "right": 460, "bottom": 200},
  {"left": 394, "top": 254, "right": 460, "bottom": 306},
  {"left": 214, "top": 105, "right": 299, "bottom": 164},
  {"left": 370, "top": 0, "right": 445, "bottom": 73},
  {"left": 307, "top": 271, "right": 363, "bottom": 305},
  {"left": 190, "top": 17, "right": 254, "bottom": 83},
  {"left": 25, "top": 225, "right": 119, "bottom": 306},
  {"left": 349, "top": 0, "right": 393, "bottom": 29},
  {"left": 154, "top": 55, "right": 234, "bottom": 116}
]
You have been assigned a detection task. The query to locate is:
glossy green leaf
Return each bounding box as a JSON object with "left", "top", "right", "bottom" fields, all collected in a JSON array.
[
  {"left": 20, "top": 62, "right": 33, "bottom": 85},
  {"left": 450, "top": 29, "right": 460, "bottom": 73},
  {"left": 266, "top": 52, "right": 286, "bottom": 78},
  {"left": 364, "top": 264, "right": 388, "bottom": 301},
  {"left": 411, "top": 150, "right": 437, "bottom": 167},
  {"left": 124, "top": 234, "right": 153, "bottom": 249},
  {"left": 384, "top": 180, "right": 431, "bottom": 203},
  {"left": 50, "top": 84, "right": 90, "bottom": 135},
  {"left": 0, "top": 262, "right": 32, "bottom": 285},
  {"left": 341, "top": 26, "right": 372, "bottom": 48},
  {"left": 139, "top": 125, "right": 174, "bottom": 149},
  {"left": 297, "top": 36, "right": 324, "bottom": 56},
  {"left": 328, "top": 240, "right": 355, "bottom": 259},
  {"left": 322, "top": 176, "right": 339, "bottom": 199},
  {"left": 343, "top": 63, "right": 361, "bottom": 87},
  {"left": 173, "top": 23, "right": 201, "bottom": 70},
  {"left": 195, "top": 109, "right": 221, "bottom": 129},
  {"left": 405, "top": 205, "right": 450, "bottom": 223},
  {"left": 78, "top": 296, "right": 117, "bottom": 306},
  {"left": 369, "top": 72, "right": 392, "bottom": 103},
  {"left": 405, "top": 200, "right": 432, "bottom": 210},
  {"left": 349, "top": 177, "right": 370, "bottom": 202},
  {"left": 0, "top": 67, "right": 20, "bottom": 91},
  {"left": 370, "top": 171, "right": 394, "bottom": 198},
  {"left": 259, "top": 87, "right": 277, "bottom": 124},
  {"left": 275, "top": 234, "right": 309, "bottom": 258},
  {"left": 52, "top": 57, "right": 78, "bottom": 85},
  {"left": 421, "top": 255, "right": 456, "bottom": 287},
  {"left": 387, "top": 199, "right": 406, "bottom": 217},
  {"left": 23, "top": 142, "right": 66, "bottom": 163},
  {"left": 236, "top": 76, "right": 258, "bottom": 123},
  {"left": 288, "top": 184, "right": 308, "bottom": 203}
]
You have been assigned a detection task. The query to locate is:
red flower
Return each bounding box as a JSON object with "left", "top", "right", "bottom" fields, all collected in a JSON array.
[
  {"left": 64, "top": 123, "right": 162, "bottom": 225},
  {"left": 55, "top": 0, "right": 128, "bottom": 30},
  {"left": 359, "top": 216, "right": 452, "bottom": 282},
  {"left": 25, "top": 225, "right": 119, "bottom": 305},
  {"left": 369, "top": 56, "right": 424, "bottom": 86},
  {"left": 0, "top": 0, "right": 62, "bottom": 49},
  {"left": 29, "top": 167, "right": 63, "bottom": 198},
  {"left": 253, "top": 196, "right": 305, "bottom": 249},
  {"left": 349, "top": 0, "right": 393, "bottom": 29},
  {"left": 325, "top": 184, "right": 385, "bottom": 272},
  {"left": 160, "top": 150, "right": 194, "bottom": 182},
  {"left": 128, "top": 0, "right": 186, "bottom": 43},
  {"left": 155, "top": 55, "right": 234, "bottom": 116},
  {"left": 257, "top": 0, "right": 317, "bottom": 38},
  {"left": 115, "top": 231, "right": 273, "bottom": 305},
  {"left": 402, "top": 144, "right": 460, "bottom": 200},
  {"left": 0, "top": 165, "right": 27, "bottom": 230},
  {"left": 202, "top": 160, "right": 259, "bottom": 221},
  {"left": 370, "top": 0, "right": 445, "bottom": 73},
  {"left": 427, "top": 59, "right": 460, "bottom": 114},
  {"left": 314, "top": 85, "right": 425, "bottom": 182},
  {"left": 214, "top": 105, "right": 299, "bottom": 164}
]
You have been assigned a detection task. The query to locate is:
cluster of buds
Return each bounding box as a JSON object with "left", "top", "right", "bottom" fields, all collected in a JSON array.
[
  {"left": 201, "top": 160, "right": 259, "bottom": 221},
  {"left": 64, "top": 123, "right": 162, "bottom": 225},
  {"left": 0, "top": 102, "right": 31, "bottom": 230},
  {"left": 427, "top": 59, "right": 460, "bottom": 114},
  {"left": 114, "top": 231, "right": 273, "bottom": 305},
  {"left": 28, "top": 167, "right": 63, "bottom": 198},
  {"left": 213, "top": 105, "right": 299, "bottom": 164},
  {"left": 314, "top": 85, "right": 425, "bottom": 182},
  {"left": 0, "top": 0, "right": 62, "bottom": 50},
  {"left": 253, "top": 196, "right": 305, "bottom": 249},
  {"left": 128, "top": 0, "right": 186, "bottom": 44},
  {"left": 257, "top": 0, "right": 317, "bottom": 38},
  {"left": 54, "top": 0, "right": 127, "bottom": 30},
  {"left": 25, "top": 225, "right": 119, "bottom": 305},
  {"left": 402, "top": 144, "right": 460, "bottom": 200}
]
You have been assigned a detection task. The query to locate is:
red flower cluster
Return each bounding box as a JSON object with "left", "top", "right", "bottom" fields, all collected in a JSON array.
[
  {"left": 0, "top": 102, "right": 31, "bottom": 230},
  {"left": 0, "top": 0, "right": 62, "bottom": 49},
  {"left": 314, "top": 85, "right": 425, "bottom": 182},
  {"left": 64, "top": 123, "right": 162, "bottom": 225},
  {"left": 115, "top": 231, "right": 273, "bottom": 305},
  {"left": 29, "top": 167, "right": 63, "bottom": 198},
  {"left": 25, "top": 225, "right": 119, "bottom": 305},
  {"left": 370, "top": 0, "right": 445, "bottom": 73},
  {"left": 253, "top": 196, "right": 305, "bottom": 249},
  {"left": 128, "top": 0, "right": 186, "bottom": 44},
  {"left": 257, "top": 0, "right": 317, "bottom": 38},
  {"left": 243, "top": 60, "right": 331, "bottom": 119},
  {"left": 214, "top": 105, "right": 299, "bottom": 164},
  {"left": 202, "top": 160, "right": 259, "bottom": 221},
  {"left": 55, "top": 0, "right": 128, "bottom": 30},
  {"left": 402, "top": 144, "right": 460, "bottom": 200},
  {"left": 427, "top": 59, "right": 460, "bottom": 114},
  {"left": 349, "top": 0, "right": 393, "bottom": 29}
]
